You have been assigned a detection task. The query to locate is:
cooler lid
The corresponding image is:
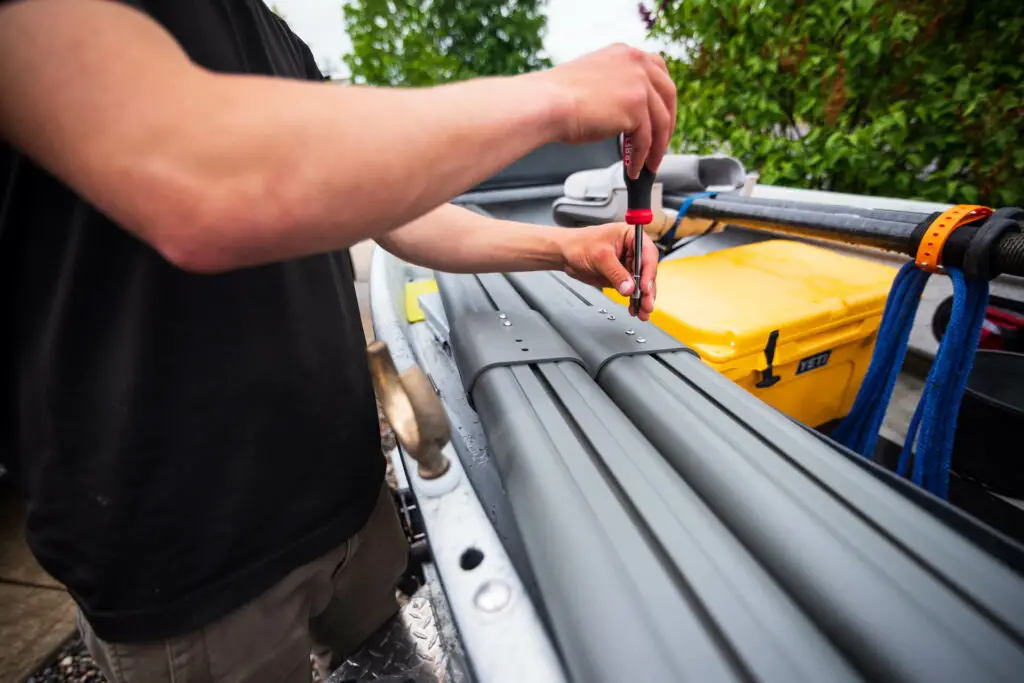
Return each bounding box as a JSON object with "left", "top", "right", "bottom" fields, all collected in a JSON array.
[{"left": 653, "top": 240, "right": 898, "bottom": 363}]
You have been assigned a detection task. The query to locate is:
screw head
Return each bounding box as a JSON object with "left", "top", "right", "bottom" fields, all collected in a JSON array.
[
  {"left": 474, "top": 580, "right": 512, "bottom": 612},
  {"left": 607, "top": 315, "right": 616, "bottom": 321},
  {"left": 498, "top": 313, "right": 507, "bottom": 319},
  {"left": 502, "top": 320, "right": 512, "bottom": 327},
  {"left": 625, "top": 329, "right": 635, "bottom": 335},
  {"left": 598, "top": 308, "right": 608, "bottom": 314},
  {"left": 637, "top": 338, "right": 647, "bottom": 344}
]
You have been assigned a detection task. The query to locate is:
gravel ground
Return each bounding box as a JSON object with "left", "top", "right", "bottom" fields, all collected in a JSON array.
[
  {"left": 28, "top": 406, "right": 397, "bottom": 683},
  {"left": 25, "top": 638, "right": 104, "bottom": 683}
]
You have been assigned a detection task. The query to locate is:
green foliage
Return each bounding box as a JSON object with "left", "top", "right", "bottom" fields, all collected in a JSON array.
[
  {"left": 342, "top": 0, "right": 552, "bottom": 87},
  {"left": 646, "top": 0, "right": 1024, "bottom": 206}
]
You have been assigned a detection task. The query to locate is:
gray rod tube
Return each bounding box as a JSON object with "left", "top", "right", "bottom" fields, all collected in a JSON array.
[
  {"left": 505, "top": 269, "right": 1024, "bottom": 682},
  {"left": 600, "top": 353, "right": 1024, "bottom": 683},
  {"left": 546, "top": 361, "right": 863, "bottom": 683},
  {"left": 437, "top": 271, "right": 741, "bottom": 683},
  {"left": 657, "top": 351, "right": 1024, "bottom": 639},
  {"left": 479, "top": 364, "right": 742, "bottom": 682},
  {"left": 453, "top": 184, "right": 566, "bottom": 205}
]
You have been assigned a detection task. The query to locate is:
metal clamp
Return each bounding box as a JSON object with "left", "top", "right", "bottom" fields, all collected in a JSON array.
[
  {"left": 367, "top": 341, "right": 451, "bottom": 480},
  {"left": 554, "top": 306, "right": 695, "bottom": 379},
  {"left": 449, "top": 310, "right": 585, "bottom": 395}
]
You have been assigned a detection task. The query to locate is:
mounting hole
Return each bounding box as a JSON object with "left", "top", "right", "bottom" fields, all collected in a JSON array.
[
  {"left": 521, "top": 347, "right": 530, "bottom": 352},
  {"left": 460, "top": 547, "right": 484, "bottom": 571},
  {"left": 515, "top": 338, "right": 523, "bottom": 342}
]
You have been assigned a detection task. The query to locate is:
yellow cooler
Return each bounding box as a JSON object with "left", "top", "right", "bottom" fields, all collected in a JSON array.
[{"left": 607, "top": 240, "right": 898, "bottom": 427}]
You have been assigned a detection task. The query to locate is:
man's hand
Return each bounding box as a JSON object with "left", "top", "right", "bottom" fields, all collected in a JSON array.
[
  {"left": 559, "top": 223, "right": 658, "bottom": 321},
  {"left": 537, "top": 44, "right": 677, "bottom": 179}
]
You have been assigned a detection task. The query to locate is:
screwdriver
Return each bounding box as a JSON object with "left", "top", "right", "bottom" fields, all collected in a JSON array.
[{"left": 622, "top": 135, "right": 655, "bottom": 317}]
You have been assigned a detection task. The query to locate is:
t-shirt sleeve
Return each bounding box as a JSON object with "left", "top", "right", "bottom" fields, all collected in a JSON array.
[
  {"left": 297, "top": 40, "right": 325, "bottom": 81},
  {"left": 265, "top": 11, "right": 326, "bottom": 82}
]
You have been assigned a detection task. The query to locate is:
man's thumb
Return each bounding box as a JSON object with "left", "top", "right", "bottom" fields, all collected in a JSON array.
[{"left": 594, "top": 249, "right": 633, "bottom": 296}]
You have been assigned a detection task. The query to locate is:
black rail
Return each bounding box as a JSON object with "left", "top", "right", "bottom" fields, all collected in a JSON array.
[{"left": 663, "top": 195, "right": 1024, "bottom": 279}]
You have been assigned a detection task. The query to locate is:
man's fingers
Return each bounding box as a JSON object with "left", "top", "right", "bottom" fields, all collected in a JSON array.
[
  {"left": 647, "top": 51, "right": 670, "bottom": 76},
  {"left": 651, "top": 63, "right": 677, "bottom": 139},
  {"left": 646, "top": 63, "right": 677, "bottom": 172},
  {"left": 646, "top": 85, "right": 672, "bottom": 173},
  {"left": 640, "top": 233, "right": 658, "bottom": 293},
  {"left": 634, "top": 56, "right": 675, "bottom": 175},
  {"left": 640, "top": 277, "right": 656, "bottom": 313},
  {"left": 594, "top": 245, "right": 634, "bottom": 296},
  {"left": 642, "top": 287, "right": 656, "bottom": 312},
  {"left": 627, "top": 113, "right": 652, "bottom": 179},
  {"left": 638, "top": 234, "right": 657, "bottom": 317}
]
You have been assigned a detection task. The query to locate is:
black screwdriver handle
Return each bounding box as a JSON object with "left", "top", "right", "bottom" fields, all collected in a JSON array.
[{"left": 622, "top": 135, "right": 656, "bottom": 226}]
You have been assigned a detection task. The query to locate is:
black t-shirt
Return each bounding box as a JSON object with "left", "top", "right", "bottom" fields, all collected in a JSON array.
[{"left": 0, "top": 0, "right": 384, "bottom": 642}]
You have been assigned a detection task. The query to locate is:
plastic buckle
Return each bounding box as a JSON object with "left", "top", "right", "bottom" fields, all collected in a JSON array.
[
  {"left": 915, "top": 204, "right": 993, "bottom": 273},
  {"left": 755, "top": 329, "right": 782, "bottom": 389}
]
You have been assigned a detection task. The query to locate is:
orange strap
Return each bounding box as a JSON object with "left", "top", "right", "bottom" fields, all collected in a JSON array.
[{"left": 915, "top": 204, "right": 993, "bottom": 273}]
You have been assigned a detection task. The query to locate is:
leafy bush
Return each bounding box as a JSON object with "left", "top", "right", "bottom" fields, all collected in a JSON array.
[
  {"left": 643, "top": 0, "right": 1023, "bottom": 206},
  {"left": 342, "top": 0, "right": 552, "bottom": 87}
]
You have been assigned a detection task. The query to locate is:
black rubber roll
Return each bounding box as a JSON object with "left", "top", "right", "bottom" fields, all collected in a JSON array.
[
  {"left": 664, "top": 194, "right": 1024, "bottom": 277},
  {"left": 664, "top": 195, "right": 919, "bottom": 252},
  {"left": 995, "top": 233, "right": 1024, "bottom": 275}
]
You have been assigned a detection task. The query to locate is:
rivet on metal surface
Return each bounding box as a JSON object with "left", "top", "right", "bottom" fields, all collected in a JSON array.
[
  {"left": 497, "top": 313, "right": 507, "bottom": 319},
  {"left": 625, "top": 329, "right": 635, "bottom": 335},
  {"left": 598, "top": 308, "right": 608, "bottom": 314},
  {"left": 637, "top": 338, "right": 647, "bottom": 344},
  {"left": 502, "top": 320, "right": 512, "bottom": 327},
  {"left": 606, "top": 315, "right": 616, "bottom": 321},
  {"left": 474, "top": 580, "right": 512, "bottom": 613}
]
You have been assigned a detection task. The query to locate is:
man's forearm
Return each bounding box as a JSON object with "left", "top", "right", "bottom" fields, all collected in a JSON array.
[
  {"left": 379, "top": 204, "right": 649, "bottom": 305},
  {"left": 378, "top": 204, "right": 569, "bottom": 274},
  {"left": 0, "top": 0, "right": 567, "bottom": 272},
  {"left": 160, "top": 74, "right": 564, "bottom": 271}
]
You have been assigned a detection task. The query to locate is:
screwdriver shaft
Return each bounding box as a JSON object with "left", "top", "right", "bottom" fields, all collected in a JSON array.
[{"left": 632, "top": 224, "right": 643, "bottom": 316}]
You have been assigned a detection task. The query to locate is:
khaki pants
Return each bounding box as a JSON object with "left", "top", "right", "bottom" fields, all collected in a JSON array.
[{"left": 78, "top": 484, "right": 409, "bottom": 683}]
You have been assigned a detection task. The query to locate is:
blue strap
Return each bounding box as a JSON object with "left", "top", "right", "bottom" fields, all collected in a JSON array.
[
  {"left": 837, "top": 261, "right": 989, "bottom": 500},
  {"left": 898, "top": 269, "right": 989, "bottom": 498},
  {"left": 833, "top": 262, "right": 929, "bottom": 456},
  {"left": 659, "top": 192, "right": 718, "bottom": 251}
]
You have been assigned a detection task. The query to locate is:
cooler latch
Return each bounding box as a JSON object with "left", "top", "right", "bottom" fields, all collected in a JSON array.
[{"left": 756, "top": 329, "right": 782, "bottom": 388}]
